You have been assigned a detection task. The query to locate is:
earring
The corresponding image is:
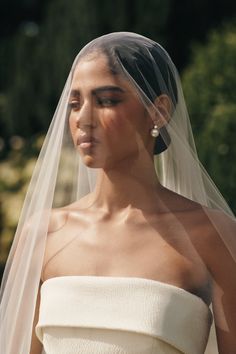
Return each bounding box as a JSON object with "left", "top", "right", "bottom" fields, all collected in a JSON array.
[{"left": 150, "top": 125, "right": 159, "bottom": 138}]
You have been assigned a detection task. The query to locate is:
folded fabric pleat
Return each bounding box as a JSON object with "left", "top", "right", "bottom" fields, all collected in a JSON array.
[{"left": 36, "top": 276, "right": 212, "bottom": 354}]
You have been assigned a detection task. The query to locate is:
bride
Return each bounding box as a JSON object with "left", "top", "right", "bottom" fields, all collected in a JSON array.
[{"left": 1, "top": 32, "right": 236, "bottom": 354}]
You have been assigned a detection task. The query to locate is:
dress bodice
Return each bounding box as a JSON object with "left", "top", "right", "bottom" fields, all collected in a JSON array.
[{"left": 36, "top": 276, "right": 212, "bottom": 354}]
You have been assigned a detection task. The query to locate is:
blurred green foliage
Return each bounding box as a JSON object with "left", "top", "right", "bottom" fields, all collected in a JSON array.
[
  {"left": 0, "top": 136, "right": 42, "bottom": 265},
  {"left": 0, "top": 0, "right": 171, "bottom": 141},
  {"left": 183, "top": 22, "right": 236, "bottom": 211}
]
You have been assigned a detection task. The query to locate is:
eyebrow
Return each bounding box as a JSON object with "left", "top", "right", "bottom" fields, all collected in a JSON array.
[
  {"left": 93, "top": 86, "right": 125, "bottom": 94},
  {"left": 70, "top": 85, "right": 125, "bottom": 98}
]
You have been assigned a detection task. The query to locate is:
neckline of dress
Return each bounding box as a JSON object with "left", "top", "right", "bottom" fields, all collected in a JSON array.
[{"left": 42, "top": 275, "right": 210, "bottom": 308}]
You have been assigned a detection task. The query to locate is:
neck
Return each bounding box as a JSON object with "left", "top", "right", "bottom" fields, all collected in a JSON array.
[{"left": 90, "top": 154, "right": 163, "bottom": 214}]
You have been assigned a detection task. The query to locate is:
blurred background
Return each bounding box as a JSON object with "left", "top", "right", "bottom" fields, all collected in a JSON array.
[
  {"left": 1, "top": 0, "right": 236, "bottom": 285},
  {"left": 1, "top": 1, "right": 236, "bottom": 352}
]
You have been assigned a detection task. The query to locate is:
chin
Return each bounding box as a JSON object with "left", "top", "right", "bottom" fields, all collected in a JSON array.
[
  {"left": 82, "top": 155, "right": 97, "bottom": 167},
  {"left": 82, "top": 154, "right": 117, "bottom": 171},
  {"left": 82, "top": 154, "right": 105, "bottom": 169}
]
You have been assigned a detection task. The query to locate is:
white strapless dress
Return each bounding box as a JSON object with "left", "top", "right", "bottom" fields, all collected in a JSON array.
[{"left": 36, "top": 276, "right": 212, "bottom": 354}]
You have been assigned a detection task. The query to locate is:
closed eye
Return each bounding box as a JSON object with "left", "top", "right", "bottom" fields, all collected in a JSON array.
[
  {"left": 68, "top": 101, "right": 80, "bottom": 111},
  {"left": 97, "top": 97, "right": 121, "bottom": 106}
]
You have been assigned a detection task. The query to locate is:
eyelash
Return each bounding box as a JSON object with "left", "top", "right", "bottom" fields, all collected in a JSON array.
[
  {"left": 68, "top": 98, "right": 121, "bottom": 111},
  {"left": 97, "top": 98, "right": 121, "bottom": 106},
  {"left": 68, "top": 102, "right": 80, "bottom": 111}
]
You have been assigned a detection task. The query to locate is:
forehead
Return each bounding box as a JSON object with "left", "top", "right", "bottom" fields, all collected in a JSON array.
[{"left": 71, "top": 52, "right": 133, "bottom": 91}]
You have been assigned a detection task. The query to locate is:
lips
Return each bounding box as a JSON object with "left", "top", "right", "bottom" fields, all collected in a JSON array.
[{"left": 77, "top": 136, "right": 99, "bottom": 149}]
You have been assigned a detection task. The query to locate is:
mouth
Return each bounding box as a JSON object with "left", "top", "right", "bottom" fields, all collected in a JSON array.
[{"left": 77, "top": 136, "right": 99, "bottom": 149}]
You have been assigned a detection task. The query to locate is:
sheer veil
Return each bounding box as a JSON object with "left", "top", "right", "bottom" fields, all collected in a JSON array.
[{"left": 0, "top": 32, "right": 235, "bottom": 354}]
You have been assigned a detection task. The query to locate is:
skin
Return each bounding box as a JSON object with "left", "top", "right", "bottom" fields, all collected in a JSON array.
[{"left": 30, "top": 52, "right": 236, "bottom": 354}]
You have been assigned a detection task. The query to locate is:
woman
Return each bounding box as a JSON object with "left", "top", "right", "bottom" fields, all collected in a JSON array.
[{"left": 1, "top": 32, "right": 236, "bottom": 354}]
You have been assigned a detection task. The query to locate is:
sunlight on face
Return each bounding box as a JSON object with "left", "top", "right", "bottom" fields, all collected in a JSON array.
[{"left": 69, "top": 52, "right": 154, "bottom": 169}]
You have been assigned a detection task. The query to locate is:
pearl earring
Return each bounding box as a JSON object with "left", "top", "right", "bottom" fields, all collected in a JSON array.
[{"left": 150, "top": 125, "right": 159, "bottom": 138}]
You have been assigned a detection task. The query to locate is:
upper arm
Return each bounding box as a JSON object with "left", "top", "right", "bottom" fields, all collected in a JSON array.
[
  {"left": 211, "top": 241, "right": 236, "bottom": 354},
  {"left": 30, "top": 282, "right": 43, "bottom": 354},
  {"left": 201, "top": 212, "right": 236, "bottom": 353},
  {"left": 212, "top": 282, "right": 236, "bottom": 354}
]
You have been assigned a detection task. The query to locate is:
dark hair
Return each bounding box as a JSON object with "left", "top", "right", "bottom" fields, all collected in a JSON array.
[{"left": 79, "top": 33, "right": 178, "bottom": 154}]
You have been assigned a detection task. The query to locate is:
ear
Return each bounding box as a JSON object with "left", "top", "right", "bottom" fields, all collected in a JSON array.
[{"left": 153, "top": 94, "right": 172, "bottom": 128}]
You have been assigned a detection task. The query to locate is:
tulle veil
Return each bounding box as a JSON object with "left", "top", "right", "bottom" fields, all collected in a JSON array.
[{"left": 0, "top": 32, "right": 236, "bottom": 353}]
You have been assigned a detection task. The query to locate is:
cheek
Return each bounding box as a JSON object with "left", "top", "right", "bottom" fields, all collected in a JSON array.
[
  {"left": 99, "top": 112, "right": 142, "bottom": 158},
  {"left": 99, "top": 110, "right": 133, "bottom": 137},
  {"left": 68, "top": 115, "right": 77, "bottom": 144}
]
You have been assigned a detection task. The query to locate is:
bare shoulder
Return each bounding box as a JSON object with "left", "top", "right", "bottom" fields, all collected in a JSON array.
[
  {"left": 177, "top": 201, "right": 236, "bottom": 291},
  {"left": 47, "top": 208, "right": 69, "bottom": 233},
  {"left": 47, "top": 195, "right": 91, "bottom": 233},
  {"left": 161, "top": 187, "right": 236, "bottom": 260},
  {"left": 197, "top": 207, "right": 236, "bottom": 270},
  {"left": 191, "top": 206, "right": 236, "bottom": 249},
  {"left": 42, "top": 199, "right": 92, "bottom": 281}
]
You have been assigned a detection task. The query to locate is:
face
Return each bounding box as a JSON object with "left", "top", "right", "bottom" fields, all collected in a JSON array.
[{"left": 68, "top": 52, "right": 155, "bottom": 169}]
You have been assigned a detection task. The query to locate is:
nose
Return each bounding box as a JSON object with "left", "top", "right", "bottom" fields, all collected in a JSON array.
[{"left": 76, "top": 100, "right": 96, "bottom": 129}]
